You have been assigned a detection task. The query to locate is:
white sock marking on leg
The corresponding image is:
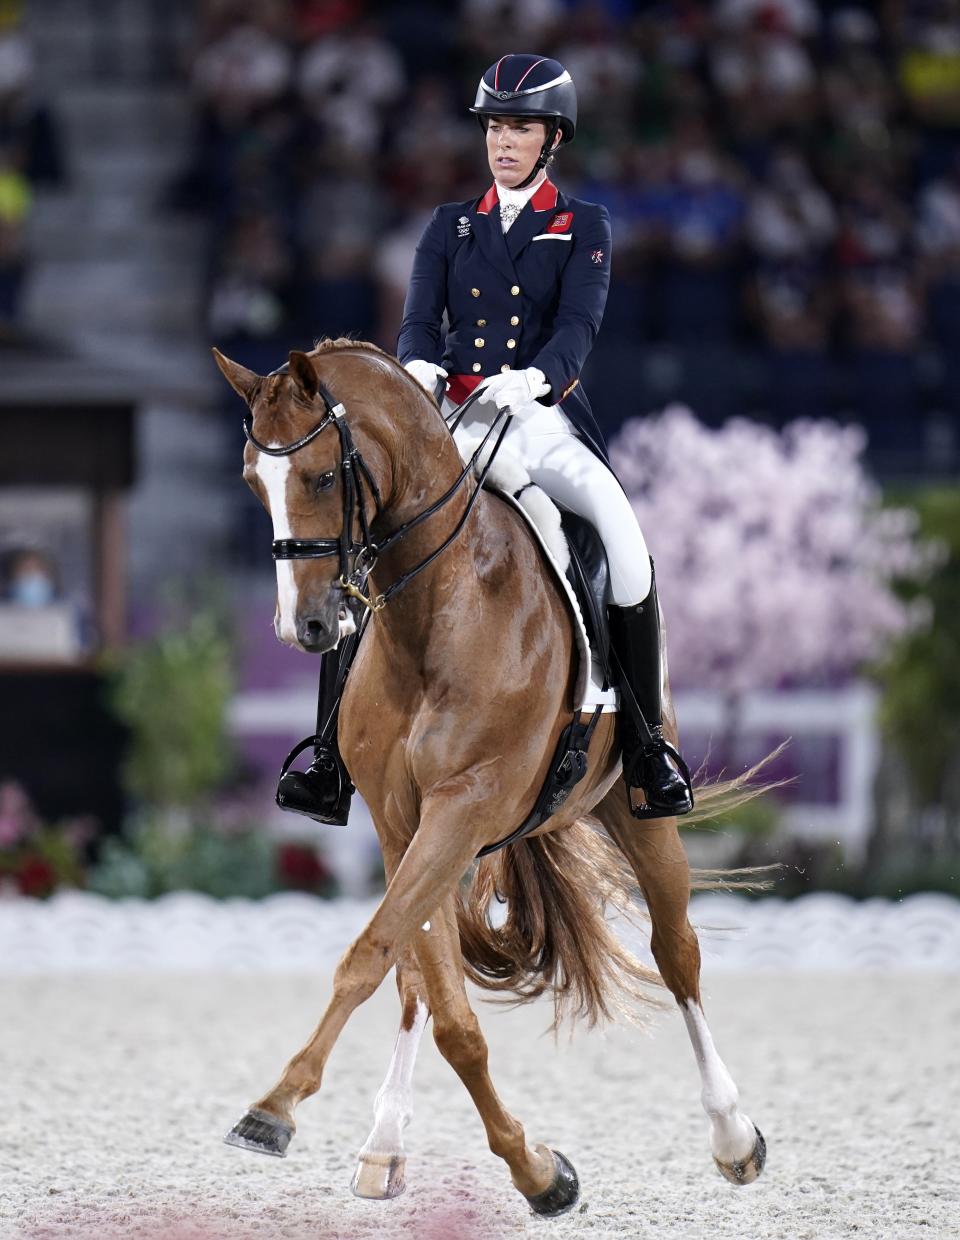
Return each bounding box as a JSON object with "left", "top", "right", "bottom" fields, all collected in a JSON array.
[
  {"left": 358, "top": 997, "right": 429, "bottom": 1159},
  {"left": 681, "top": 999, "right": 757, "bottom": 1163}
]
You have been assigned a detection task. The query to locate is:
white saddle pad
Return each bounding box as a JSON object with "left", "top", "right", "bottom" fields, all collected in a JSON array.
[{"left": 454, "top": 426, "right": 619, "bottom": 713}]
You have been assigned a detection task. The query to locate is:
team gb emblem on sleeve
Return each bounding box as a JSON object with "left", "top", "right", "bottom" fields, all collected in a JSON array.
[{"left": 456, "top": 215, "right": 471, "bottom": 237}]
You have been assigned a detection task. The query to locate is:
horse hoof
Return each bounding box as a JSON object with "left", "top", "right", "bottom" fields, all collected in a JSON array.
[
  {"left": 224, "top": 1108, "right": 294, "bottom": 1158},
  {"left": 714, "top": 1125, "right": 766, "bottom": 1185},
  {"left": 525, "top": 1149, "right": 580, "bottom": 1217},
  {"left": 351, "top": 1152, "right": 407, "bottom": 1199}
]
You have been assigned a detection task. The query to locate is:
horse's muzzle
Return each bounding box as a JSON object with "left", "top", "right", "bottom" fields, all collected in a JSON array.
[{"left": 295, "top": 599, "right": 342, "bottom": 653}]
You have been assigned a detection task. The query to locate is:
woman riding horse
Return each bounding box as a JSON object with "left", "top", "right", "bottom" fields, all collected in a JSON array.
[
  {"left": 214, "top": 56, "right": 770, "bottom": 1208},
  {"left": 280, "top": 54, "right": 694, "bottom": 828}
]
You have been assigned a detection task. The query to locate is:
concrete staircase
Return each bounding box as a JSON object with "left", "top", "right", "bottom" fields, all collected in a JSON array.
[{"left": 21, "top": 0, "right": 238, "bottom": 589}]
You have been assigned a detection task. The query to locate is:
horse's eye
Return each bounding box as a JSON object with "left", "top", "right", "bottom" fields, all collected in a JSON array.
[{"left": 314, "top": 471, "right": 336, "bottom": 493}]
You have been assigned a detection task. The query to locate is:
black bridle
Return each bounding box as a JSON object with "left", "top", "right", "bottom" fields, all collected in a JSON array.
[{"left": 243, "top": 364, "right": 512, "bottom": 615}]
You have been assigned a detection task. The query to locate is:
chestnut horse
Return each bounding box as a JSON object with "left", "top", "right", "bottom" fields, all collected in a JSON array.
[{"left": 213, "top": 340, "right": 767, "bottom": 1215}]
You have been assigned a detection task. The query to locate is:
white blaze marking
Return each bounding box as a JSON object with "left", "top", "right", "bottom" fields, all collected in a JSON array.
[
  {"left": 681, "top": 999, "right": 758, "bottom": 1163},
  {"left": 358, "top": 998, "right": 429, "bottom": 1159},
  {"left": 255, "top": 453, "right": 299, "bottom": 644}
]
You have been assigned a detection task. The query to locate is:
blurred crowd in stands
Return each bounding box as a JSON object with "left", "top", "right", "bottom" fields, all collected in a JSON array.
[
  {"left": 0, "top": 0, "right": 65, "bottom": 336},
  {"left": 180, "top": 0, "right": 960, "bottom": 460},
  {"left": 6, "top": 0, "right": 960, "bottom": 463}
]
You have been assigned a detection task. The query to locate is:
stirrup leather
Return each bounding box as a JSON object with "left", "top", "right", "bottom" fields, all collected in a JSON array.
[{"left": 274, "top": 622, "right": 365, "bottom": 827}]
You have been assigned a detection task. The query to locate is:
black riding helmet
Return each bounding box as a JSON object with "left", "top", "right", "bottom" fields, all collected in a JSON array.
[{"left": 470, "top": 54, "right": 577, "bottom": 189}]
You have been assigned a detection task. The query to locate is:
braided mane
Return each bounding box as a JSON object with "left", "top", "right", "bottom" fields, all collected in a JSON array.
[
  {"left": 309, "top": 336, "right": 387, "bottom": 356},
  {"left": 307, "top": 336, "right": 438, "bottom": 404},
  {"left": 311, "top": 336, "right": 413, "bottom": 372}
]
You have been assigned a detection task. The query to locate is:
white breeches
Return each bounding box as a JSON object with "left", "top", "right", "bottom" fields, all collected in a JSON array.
[{"left": 450, "top": 397, "right": 652, "bottom": 607}]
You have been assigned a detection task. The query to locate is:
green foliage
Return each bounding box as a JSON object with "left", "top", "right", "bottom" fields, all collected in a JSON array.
[
  {"left": 87, "top": 814, "right": 280, "bottom": 900},
  {"left": 86, "top": 836, "right": 151, "bottom": 899},
  {"left": 683, "top": 795, "right": 781, "bottom": 839},
  {"left": 864, "top": 854, "right": 960, "bottom": 900},
  {"left": 877, "top": 486, "right": 960, "bottom": 804},
  {"left": 104, "top": 611, "right": 234, "bottom": 810}
]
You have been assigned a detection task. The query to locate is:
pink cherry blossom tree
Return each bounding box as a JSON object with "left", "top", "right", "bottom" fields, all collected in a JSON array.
[{"left": 610, "top": 406, "right": 932, "bottom": 697}]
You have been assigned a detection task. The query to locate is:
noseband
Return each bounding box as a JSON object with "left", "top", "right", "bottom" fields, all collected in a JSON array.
[{"left": 243, "top": 363, "right": 512, "bottom": 614}]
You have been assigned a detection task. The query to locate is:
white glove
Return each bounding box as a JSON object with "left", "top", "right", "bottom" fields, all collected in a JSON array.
[
  {"left": 404, "top": 359, "right": 448, "bottom": 394},
  {"left": 475, "top": 366, "right": 550, "bottom": 412}
]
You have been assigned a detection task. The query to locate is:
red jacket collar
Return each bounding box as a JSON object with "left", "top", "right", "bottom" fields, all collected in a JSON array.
[{"left": 476, "top": 177, "right": 559, "bottom": 215}]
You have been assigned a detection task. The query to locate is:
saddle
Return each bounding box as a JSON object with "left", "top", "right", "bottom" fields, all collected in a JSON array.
[{"left": 560, "top": 510, "right": 613, "bottom": 690}]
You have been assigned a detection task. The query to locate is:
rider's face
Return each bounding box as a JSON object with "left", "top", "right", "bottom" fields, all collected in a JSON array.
[{"left": 486, "top": 117, "right": 550, "bottom": 188}]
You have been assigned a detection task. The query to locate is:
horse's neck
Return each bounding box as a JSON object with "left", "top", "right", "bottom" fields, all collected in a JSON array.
[{"left": 367, "top": 390, "right": 478, "bottom": 640}]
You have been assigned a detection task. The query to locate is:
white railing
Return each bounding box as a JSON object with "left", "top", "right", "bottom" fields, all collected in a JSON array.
[
  {"left": 231, "top": 682, "right": 883, "bottom": 864},
  {"left": 1, "top": 890, "right": 956, "bottom": 974},
  {"left": 676, "top": 683, "right": 881, "bottom": 862}
]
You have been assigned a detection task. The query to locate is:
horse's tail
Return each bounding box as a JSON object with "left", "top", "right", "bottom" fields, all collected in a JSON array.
[
  {"left": 456, "top": 818, "right": 667, "bottom": 1032},
  {"left": 456, "top": 747, "right": 785, "bottom": 1029}
]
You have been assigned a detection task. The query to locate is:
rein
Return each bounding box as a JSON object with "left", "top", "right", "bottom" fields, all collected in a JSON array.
[{"left": 243, "top": 366, "right": 511, "bottom": 614}]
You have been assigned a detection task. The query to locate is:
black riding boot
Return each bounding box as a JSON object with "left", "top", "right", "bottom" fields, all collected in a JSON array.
[
  {"left": 275, "top": 646, "right": 355, "bottom": 826},
  {"left": 608, "top": 570, "right": 694, "bottom": 819}
]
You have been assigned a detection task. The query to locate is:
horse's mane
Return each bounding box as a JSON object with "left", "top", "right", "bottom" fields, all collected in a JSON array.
[
  {"left": 309, "top": 336, "right": 386, "bottom": 357},
  {"left": 308, "top": 336, "right": 410, "bottom": 379},
  {"left": 307, "top": 336, "right": 443, "bottom": 412}
]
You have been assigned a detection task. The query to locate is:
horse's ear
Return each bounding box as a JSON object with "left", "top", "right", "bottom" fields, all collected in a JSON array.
[
  {"left": 288, "top": 351, "right": 319, "bottom": 400},
  {"left": 212, "top": 348, "right": 259, "bottom": 402}
]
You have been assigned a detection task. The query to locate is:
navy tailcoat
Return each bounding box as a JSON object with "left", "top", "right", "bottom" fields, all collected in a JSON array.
[{"left": 397, "top": 178, "right": 611, "bottom": 461}]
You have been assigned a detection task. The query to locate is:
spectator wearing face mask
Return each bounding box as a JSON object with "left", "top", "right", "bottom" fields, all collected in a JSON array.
[
  {"left": 4, "top": 548, "right": 58, "bottom": 607},
  {"left": 0, "top": 548, "right": 92, "bottom": 660}
]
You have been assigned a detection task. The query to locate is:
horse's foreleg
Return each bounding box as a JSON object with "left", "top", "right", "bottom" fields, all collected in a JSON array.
[
  {"left": 598, "top": 782, "right": 766, "bottom": 1185},
  {"left": 352, "top": 834, "right": 432, "bottom": 1199},
  {"left": 224, "top": 797, "right": 489, "bottom": 1159},
  {"left": 351, "top": 946, "right": 430, "bottom": 1199},
  {"left": 414, "top": 895, "right": 580, "bottom": 1217}
]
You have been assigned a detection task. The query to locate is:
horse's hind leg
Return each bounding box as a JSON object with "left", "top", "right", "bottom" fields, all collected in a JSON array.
[
  {"left": 414, "top": 894, "right": 580, "bottom": 1217},
  {"left": 351, "top": 945, "right": 430, "bottom": 1200},
  {"left": 597, "top": 782, "right": 767, "bottom": 1185}
]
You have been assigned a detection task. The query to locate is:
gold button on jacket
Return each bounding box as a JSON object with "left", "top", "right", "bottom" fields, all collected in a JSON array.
[
  {"left": 510, "top": 285, "right": 520, "bottom": 296},
  {"left": 472, "top": 362, "right": 482, "bottom": 372},
  {"left": 476, "top": 319, "right": 486, "bottom": 327},
  {"left": 471, "top": 287, "right": 480, "bottom": 297},
  {"left": 474, "top": 337, "right": 485, "bottom": 348},
  {"left": 506, "top": 338, "right": 516, "bottom": 348},
  {"left": 500, "top": 363, "right": 511, "bottom": 373},
  {"left": 510, "top": 315, "right": 519, "bottom": 326}
]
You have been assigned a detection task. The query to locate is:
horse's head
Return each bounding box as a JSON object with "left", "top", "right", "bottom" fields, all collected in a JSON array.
[{"left": 214, "top": 347, "right": 376, "bottom": 655}]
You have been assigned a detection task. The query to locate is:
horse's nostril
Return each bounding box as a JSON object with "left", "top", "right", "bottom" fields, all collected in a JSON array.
[{"left": 296, "top": 611, "right": 337, "bottom": 651}]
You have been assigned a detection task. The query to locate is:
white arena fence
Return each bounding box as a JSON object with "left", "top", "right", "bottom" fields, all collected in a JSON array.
[{"left": 1, "top": 891, "right": 958, "bottom": 974}]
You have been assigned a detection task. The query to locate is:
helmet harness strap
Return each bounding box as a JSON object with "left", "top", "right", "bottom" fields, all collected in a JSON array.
[{"left": 516, "top": 118, "right": 560, "bottom": 189}]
